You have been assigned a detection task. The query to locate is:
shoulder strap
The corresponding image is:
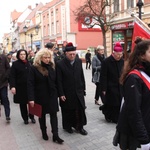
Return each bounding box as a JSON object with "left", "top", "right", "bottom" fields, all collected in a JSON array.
[{"left": 128, "top": 70, "right": 150, "bottom": 90}]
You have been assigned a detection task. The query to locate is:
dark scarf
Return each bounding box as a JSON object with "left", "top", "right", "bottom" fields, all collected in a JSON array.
[
  {"left": 97, "top": 54, "right": 105, "bottom": 62},
  {"left": 21, "top": 59, "right": 27, "bottom": 64}
]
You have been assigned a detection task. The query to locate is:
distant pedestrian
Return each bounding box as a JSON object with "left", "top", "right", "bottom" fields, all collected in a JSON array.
[
  {"left": 85, "top": 49, "right": 91, "bottom": 69},
  {"left": 100, "top": 42, "right": 124, "bottom": 123},
  {"left": 9, "top": 49, "right": 36, "bottom": 125},
  {"left": 56, "top": 42, "right": 88, "bottom": 135},
  {"left": 28, "top": 49, "right": 64, "bottom": 144},
  {"left": 0, "top": 49, "right": 11, "bottom": 122},
  {"left": 92, "top": 45, "right": 105, "bottom": 105}
]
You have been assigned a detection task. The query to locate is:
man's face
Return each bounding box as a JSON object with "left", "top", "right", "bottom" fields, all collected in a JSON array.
[
  {"left": 113, "top": 51, "right": 123, "bottom": 61},
  {"left": 66, "top": 51, "right": 76, "bottom": 61}
]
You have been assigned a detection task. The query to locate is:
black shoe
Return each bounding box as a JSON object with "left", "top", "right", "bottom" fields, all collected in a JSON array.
[
  {"left": 65, "top": 128, "right": 73, "bottom": 133},
  {"left": 105, "top": 117, "right": 112, "bottom": 123},
  {"left": 6, "top": 117, "right": 11, "bottom": 123},
  {"left": 79, "top": 128, "right": 88, "bottom": 135},
  {"left": 24, "top": 120, "right": 29, "bottom": 125},
  {"left": 53, "top": 135, "right": 64, "bottom": 144},
  {"left": 42, "top": 132, "right": 49, "bottom": 141},
  {"left": 31, "top": 118, "right": 36, "bottom": 124}
]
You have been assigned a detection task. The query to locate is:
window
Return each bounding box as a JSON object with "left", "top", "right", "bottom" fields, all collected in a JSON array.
[
  {"left": 127, "top": 0, "right": 134, "bottom": 8},
  {"left": 114, "top": 0, "right": 119, "bottom": 12},
  {"left": 51, "top": 22, "right": 54, "bottom": 35},
  {"left": 56, "top": 21, "right": 59, "bottom": 33}
]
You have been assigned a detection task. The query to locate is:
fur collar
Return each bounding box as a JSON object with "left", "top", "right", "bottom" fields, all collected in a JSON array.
[{"left": 36, "top": 65, "right": 48, "bottom": 76}]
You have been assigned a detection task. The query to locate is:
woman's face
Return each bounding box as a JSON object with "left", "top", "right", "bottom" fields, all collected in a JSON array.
[
  {"left": 19, "top": 51, "right": 26, "bottom": 60},
  {"left": 41, "top": 55, "right": 51, "bottom": 64},
  {"left": 97, "top": 49, "right": 104, "bottom": 55},
  {"left": 142, "top": 47, "right": 150, "bottom": 62}
]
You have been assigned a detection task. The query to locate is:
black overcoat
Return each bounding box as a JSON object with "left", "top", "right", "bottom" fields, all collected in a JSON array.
[
  {"left": 100, "top": 55, "right": 124, "bottom": 106},
  {"left": 9, "top": 60, "right": 30, "bottom": 104},
  {"left": 0, "top": 54, "right": 10, "bottom": 89},
  {"left": 117, "top": 72, "right": 150, "bottom": 144},
  {"left": 27, "top": 66, "right": 59, "bottom": 113},
  {"left": 56, "top": 57, "right": 86, "bottom": 110}
]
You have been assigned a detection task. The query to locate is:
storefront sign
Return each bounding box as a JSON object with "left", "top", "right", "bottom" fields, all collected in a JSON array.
[{"left": 111, "top": 22, "right": 134, "bottom": 30}]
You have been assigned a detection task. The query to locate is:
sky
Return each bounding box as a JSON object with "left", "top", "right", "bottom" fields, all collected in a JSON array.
[{"left": 0, "top": 0, "right": 50, "bottom": 42}]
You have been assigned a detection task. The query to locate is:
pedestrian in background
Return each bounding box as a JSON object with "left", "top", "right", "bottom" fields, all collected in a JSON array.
[
  {"left": 92, "top": 45, "right": 105, "bottom": 105},
  {"left": 9, "top": 49, "right": 35, "bottom": 124},
  {"left": 0, "top": 49, "right": 11, "bottom": 122},
  {"left": 100, "top": 42, "right": 124, "bottom": 123},
  {"left": 114, "top": 38, "right": 150, "bottom": 150},
  {"left": 56, "top": 42, "right": 88, "bottom": 135},
  {"left": 85, "top": 49, "right": 91, "bottom": 69},
  {"left": 27, "top": 49, "right": 64, "bottom": 144}
]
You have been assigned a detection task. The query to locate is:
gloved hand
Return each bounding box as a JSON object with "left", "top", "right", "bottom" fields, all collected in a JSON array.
[{"left": 141, "top": 143, "right": 150, "bottom": 150}]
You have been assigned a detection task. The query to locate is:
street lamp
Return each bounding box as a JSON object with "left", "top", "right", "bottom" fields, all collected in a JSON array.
[
  {"left": 23, "top": 25, "right": 39, "bottom": 50},
  {"left": 23, "top": 26, "right": 28, "bottom": 49},
  {"left": 136, "top": 0, "right": 144, "bottom": 19}
]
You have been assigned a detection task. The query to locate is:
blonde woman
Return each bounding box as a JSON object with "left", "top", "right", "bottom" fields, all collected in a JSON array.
[{"left": 27, "top": 49, "right": 64, "bottom": 144}]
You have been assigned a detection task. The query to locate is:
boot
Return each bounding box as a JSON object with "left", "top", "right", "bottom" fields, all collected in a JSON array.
[
  {"left": 53, "top": 135, "right": 64, "bottom": 144},
  {"left": 42, "top": 130, "right": 49, "bottom": 141}
]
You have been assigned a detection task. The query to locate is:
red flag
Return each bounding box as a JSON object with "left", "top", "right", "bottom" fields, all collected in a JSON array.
[{"left": 132, "top": 21, "right": 150, "bottom": 50}]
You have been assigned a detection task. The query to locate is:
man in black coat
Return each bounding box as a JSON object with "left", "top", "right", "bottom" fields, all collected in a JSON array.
[
  {"left": 100, "top": 42, "right": 124, "bottom": 123},
  {"left": 85, "top": 49, "right": 91, "bottom": 69},
  {"left": 56, "top": 42, "right": 88, "bottom": 135},
  {"left": 0, "top": 49, "right": 11, "bottom": 122}
]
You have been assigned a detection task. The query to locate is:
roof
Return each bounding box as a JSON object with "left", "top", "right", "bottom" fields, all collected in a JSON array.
[{"left": 11, "top": 10, "right": 22, "bottom": 22}]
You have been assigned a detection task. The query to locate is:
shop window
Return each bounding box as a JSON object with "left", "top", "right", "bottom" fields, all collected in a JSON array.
[
  {"left": 127, "top": 0, "right": 134, "bottom": 8},
  {"left": 114, "top": 0, "right": 119, "bottom": 12}
]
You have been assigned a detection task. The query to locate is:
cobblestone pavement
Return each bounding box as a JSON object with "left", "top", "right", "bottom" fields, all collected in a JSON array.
[{"left": 0, "top": 63, "right": 121, "bottom": 150}]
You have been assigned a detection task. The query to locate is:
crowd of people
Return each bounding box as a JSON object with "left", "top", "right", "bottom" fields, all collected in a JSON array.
[{"left": 1, "top": 38, "right": 150, "bottom": 149}]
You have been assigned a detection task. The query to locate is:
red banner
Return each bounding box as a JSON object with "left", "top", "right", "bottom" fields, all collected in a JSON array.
[{"left": 132, "top": 21, "right": 150, "bottom": 50}]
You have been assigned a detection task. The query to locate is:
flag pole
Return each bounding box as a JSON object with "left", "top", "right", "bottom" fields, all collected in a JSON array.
[{"left": 131, "top": 13, "right": 150, "bottom": 31}]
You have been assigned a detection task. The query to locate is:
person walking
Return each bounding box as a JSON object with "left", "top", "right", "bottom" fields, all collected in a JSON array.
[
  {"left": 100, "top": 42, "right": 124, "bottom": 123},
  {"left": 0, "top": 49, "right": 11, "bottom": 122},
  {"left": 85, "top": 49, "right": 91, "bottom": 69},
  {"left": 9, "top": 49, "right": 35, "bottom": 124},
  {"left": 92, "top": 45, "right": 105, "bottom": 105},
  {"left": 56, "top": 42, "right": 88, "bottom": 135},
  {"left": 114, "top": 38, "right": 150, "bottom": 150},
  {"left": 27, "top": 49, "right": 64, "bottom": 144}
]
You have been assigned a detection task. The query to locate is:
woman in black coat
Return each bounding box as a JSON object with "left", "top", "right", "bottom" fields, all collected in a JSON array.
[
  {"left": 27, "top": 49, "right": 64, "bottom": 144},
  {"left": 114, "top": 39, "right": 150, "bottom": 150},
  {"left": 9, "top": 49, "right": 35, "bottom": 124}
]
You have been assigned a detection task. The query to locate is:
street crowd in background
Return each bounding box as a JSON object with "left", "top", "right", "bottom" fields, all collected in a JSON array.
[{"left": 0, "top": 38, "right": 150, "bottom": 149}]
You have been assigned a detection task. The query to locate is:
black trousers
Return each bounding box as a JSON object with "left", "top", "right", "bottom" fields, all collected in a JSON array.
[
  {"left": 95, "top": 82, "right": 101, "bottom": 101},
  {"left": 39, "top": 112, "right": 58, "bottom": 136},
  {"left": 86, "top": 60, "right": 91, "bottom": 69},
  {"left": 0, "top": 86, "right": 10, "bottom": 118},
  {"left": 19, "top": 104, "right": 34, "bottom": 121}
]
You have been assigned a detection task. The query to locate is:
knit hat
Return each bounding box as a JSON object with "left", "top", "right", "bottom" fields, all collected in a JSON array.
[
  {"left": 114, "top": 42, "right": 123, "bottom": 52},
  {"left": 45, "top": 42, "right": 54, "bottom": 49},
  {"left": 65, "top": 42, "right": 76, "bottom": 52}
]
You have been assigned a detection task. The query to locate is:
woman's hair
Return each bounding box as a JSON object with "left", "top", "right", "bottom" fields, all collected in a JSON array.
[
  {"left": 120, "top": 38, "right": 150, "bottom": 84},
  {"left": 16, "top": 49, "right": 28, "bottom": 60},
  {"left": 33, "top": 48, "right": 55, "bottom": 69}
]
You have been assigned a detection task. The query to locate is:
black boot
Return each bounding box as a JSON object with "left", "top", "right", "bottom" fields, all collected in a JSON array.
[
  {"left": 42, "top": 130, "right": 49, "bottom": 141},
  {"left": 53, "top": 135, "right": 64, "bottom": 144}
]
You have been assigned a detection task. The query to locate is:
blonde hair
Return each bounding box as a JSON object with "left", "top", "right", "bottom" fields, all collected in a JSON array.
[
  {"left": 97, "top": 45, "right": 104, "bottom": 50},
  {"left": 33, "top": 48, "right": 55, "bottom": 69}
]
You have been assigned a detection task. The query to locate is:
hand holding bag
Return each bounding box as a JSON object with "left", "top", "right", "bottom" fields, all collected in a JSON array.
[{"left": 92, "top": 68, "right": 100, "bottom": 83}]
